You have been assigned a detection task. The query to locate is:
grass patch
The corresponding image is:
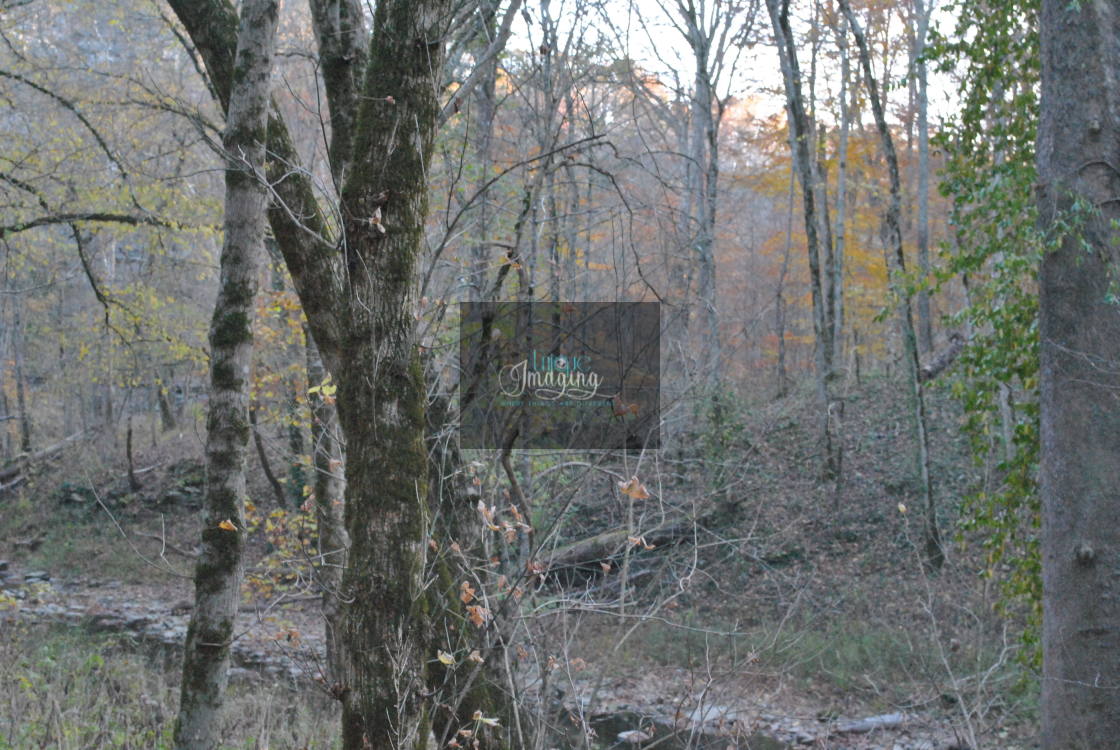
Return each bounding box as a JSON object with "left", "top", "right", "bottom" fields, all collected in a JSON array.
[
  {"left": 765, "top": 620, "right": 934, "bottom": 694},
  {"left": 575, "top": 611, "right": 1030, "bottom": 710},
  {"left": 0, "top": 622, "right": 340, "bottom": 749},
  {"left": 26, "top": 520, "right": 160, "bottom": 584}
]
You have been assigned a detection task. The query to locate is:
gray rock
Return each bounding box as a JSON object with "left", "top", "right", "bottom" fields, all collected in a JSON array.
[
  {"left": 834, "top": 712, "right": 906, "bottom": 734},
  {"left": 161, "top": 490, "right": 187, "bottom": 506},
  {"left": 228, "top": 666, "right": 257, "bottom": 682},
  {"left": 86, "top": 613, "right": 127, "bottom": 632},
  {"left": 687, "top": 703, "right": 743, "bottom": 725},
  {"left": 23, "top": 570, "right": 50, "bottom": 583}
]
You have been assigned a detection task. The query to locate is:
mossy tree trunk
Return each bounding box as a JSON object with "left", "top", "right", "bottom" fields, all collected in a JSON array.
[
  {"left": 166, "top": 0, "right": 522, "bottom": 745},
  {"left": 173, "top": 0, "right": 278, "bottom": 747},
  {"left": 331, "top": 5, "right": 446, "bottom": 744},
  {"left": 1038, "top": 1, "right": 1120, "bottom": 743}
]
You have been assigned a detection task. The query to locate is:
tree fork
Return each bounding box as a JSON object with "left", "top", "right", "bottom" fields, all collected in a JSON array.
[{"left": 330, "top": 1, "right": 450, "bottom": 746}]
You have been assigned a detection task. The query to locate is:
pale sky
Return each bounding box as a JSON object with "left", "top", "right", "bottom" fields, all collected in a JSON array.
[{"left": 505, "top": 0, "right": 960, "bottom": 128}]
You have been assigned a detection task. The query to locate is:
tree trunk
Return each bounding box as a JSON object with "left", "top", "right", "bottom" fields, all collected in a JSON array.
[
  {"left": 308, "top": 0, "right": 366, "bottom": 188},
  {"left": 169, "top": 1, "right": 483, "bottom": 745},
  {"left": 465, "top": 0, "right": 499, "bottom": 303},
  {"left": 913, "top": 0, "right": 933, "bottom": 353},
  {"left": 426, "top": 386, "right": 517, "bottom": 749},
  {"left": 249, "top": 404, "right": 288, "bottom": 508},
  {"left": 126, "top": 415, "right": 140, "bottom": 491},
  {"left": 833, "top": 11, "right": 851, "bottom": 367},
  {"left": 775, "top": 167, "right": 794, "bottom": 399},
  {"left": 695, "top": 66, "right": 722, "bottom": 385},
  {"left": 158, "top": 386, "right": 178, "bottom": 432},
  {"left": 331, "top": 3, "right": 448, "bottom": 746},
  {"left": 305, "top": 332, "right": 347, "bottom": 685},
  {"left": 767, "top": 0, "right": 840, "bottom": 480},
  {"left": 807, "top": 0, "right": 837, "bottom": 358},
  {"left": 13, "top": 302, "right": 31, "bottom": 454},
  {"left": 173, "top": 1, "right": 278, "bottom": 747},
  {"left": 841, "top": 0, "right": 942, "bottom": 570},
  {"left": 1038, "top": 1, "right": 1120, "bottom": 744},
  {"left": 677, "top": 2, "right": 731, "bottom": 387},
  {"left": 285, "top": 385, "right": 305, "bottom": 507}
]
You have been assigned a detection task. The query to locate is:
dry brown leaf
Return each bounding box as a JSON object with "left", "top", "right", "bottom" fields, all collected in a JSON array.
[
  {"left": 466, "top": 604, "right": 490, "bottom": 628},
  {"left": 618, "top": 476, "right": 650, "bottom": 500}
]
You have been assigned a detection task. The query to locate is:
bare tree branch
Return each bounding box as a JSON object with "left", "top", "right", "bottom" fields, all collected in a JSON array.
[
  {"left": 438, "top": 0, "right": 523, "bottom": 126},
  {"left": 0, "top": 211, "right": 186, "bottom": 236}
]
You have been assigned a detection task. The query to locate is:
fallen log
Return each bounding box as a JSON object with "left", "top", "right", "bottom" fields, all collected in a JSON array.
[
  {"left": 832, "top": 712, "right": 906, "bottom": 734},
  {"left": 0, "top": 431, "right": 85, "bottom": 487},
  {"left": 919, "top": 332, "right": 965, "bottom": 383},
  {"left": 544, "top": 516, "right": 697, "bottom": 571}
]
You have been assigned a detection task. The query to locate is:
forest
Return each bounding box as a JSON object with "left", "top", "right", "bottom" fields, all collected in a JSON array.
[{"left": 0, "top": 0, "right": 1116, "bottom": 748}]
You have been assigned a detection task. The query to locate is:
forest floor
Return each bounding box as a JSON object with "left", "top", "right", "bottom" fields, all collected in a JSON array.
[{"left": 0, "top": 375, "right": 1040, "bottom": 749}]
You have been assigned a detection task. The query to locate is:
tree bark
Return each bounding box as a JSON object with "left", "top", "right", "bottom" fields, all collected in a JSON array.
[
  {"left": 330, "top": 3, "right": 448, "bottom": 746},
  {"left": 249, "top": 404, "right": 288, "bottom": 508},
  {"left": 13, "top": 302, "right": 31, "bottom": 453},
  {"left": 305, "top": 332, "right": 347, "bottom": 685},
  {"left": 807, "top": 2, "right": 837, "bottom": 358},
  {"left": 308, "top": 0, "right": 367, "bottom": 189},
  {"left": 158, "top": 386, "right": 178, "bottom": 432},
  {"left": 775, "top": 167, "right": 794, "bottom": 399},
  {"left": 169, "top": 1, "right": 491, "bottom": 745},
  {"left": 675, "top": 0, "right": 739, "bottom": 386},
  {"left": 173, "top": 1, "right": 278, "bottom": 747},
  {"left": 840, "top": 0, "right": 942, "bottom": 570},
  {"left": 833, "top": 11, "right": 851, "bottom": 367},
  {"left": 913, "top": 0, "right": 933, "bottom": 354},
  {"left": 464, "top": 0, "right": 500, "bottom": 303},
  {"left": 766, "top": 0, "right": 840, "bottom": 480},
  {"left": 166, "top": 0, "right": 343, "bottom": 372},
  {"left": 426, "top": 387, "right": 517, "bottom": 749},
  {"left": 1038, "top": 1, "right": 1120, "bottom": 744},
  {"left": 126, "top": 415, "right": 140, "bottom": 491}
]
